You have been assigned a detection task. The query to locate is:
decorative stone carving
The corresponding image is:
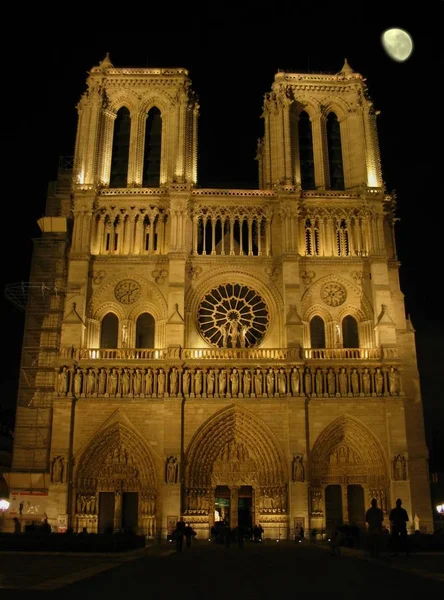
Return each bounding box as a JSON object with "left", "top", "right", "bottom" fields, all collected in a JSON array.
[
  {"left": 320, "top": 282, "right": 347, "bottom": 306},
  {"left": 151, "top": 269, "right": 168, "bottom": 284},
  {"left": 186, "top": 264, "right": 202, "bottom": 280},
  {"left": 92, "top": 270, "right": 106, "bottom": 285},
  {"left": 301, "top": 270, "right": 316, "bottom": 286},
  {"left": 393, "top": 454, "right": 407, "bottom": 481},
  {"left": 57, "top": 366, "right": 70, "bottom": 395},
  {"left": 350, "top": 270, "right": 364, "bottom": 286},
  {"left": 114, "top": 279, "right": 141, "bottom": 304},
  {"left": 292, "top": 455, "right": 305, "bottom": 482}
]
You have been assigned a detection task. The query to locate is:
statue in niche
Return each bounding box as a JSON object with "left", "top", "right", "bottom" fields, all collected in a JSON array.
[
  {"left": 219, "top": 369, "right": 227, "bottom": 395},
  {"left": 394, "top": 454, "right": 407, "bottom": 480},
  {"left": 389, "top": 367, "right": 398, "bottom": 395},
  {"left": 86, "top": 368, "right": 96, "bottom": 395},
  {"left": 206, "top": 370, "right": 215, "bottom": 395},
  {"left": 166, "top": 456, "right": 178, "bottom": 483},
  {"left": 170, "top": 368, "right": 178, "bottom": 395},
  {"left": 339, "top": 368, "right": 348, "bottom": 395},
  {"left": 230, "top": 368, "right": 239, "bottom": 395},
  {"left": 315, "top": 369, "right": 323, "bottom": 395},
  {"left": 98, "top": 368, "right": 107, "bottom": 395},
  {"left": 292, "top": 455, "right": 305, "bottom": 482},
  {"left": 278, "top": 369, "right": 286, "bottom": 394},
  {"left": 304, "top": 368, "right": 312, "bottom": 395},
  {"left": 122, "top": 368, "right": 131, "bottom": 396},
  {"left": 351, "top": 368, "right": 359, "bottom": 395},
  {"left": 183, "top": 371, "right": 190, "bottom": 395},
  {"left": 311, "top": 490, "right": 322, "bottom": 513},
  {"left": 291, "top": 367, "right": 299, "bottom": 395},
  {"left": 254, "top": 369, "right": 263, "bottom": 395},
  {"left": 157, "top": 369, "right": 166, "bottom": 395},
  {"left": 194, "top": 370, "right": 202, "bottom": 395},
  {"left": 133, "top": 368, "right": 142, "bottom": 396},
  {"left": 327, "top": 368, "right": 336, "bottom": 395},
  {"left": 375, "top": 368, "right": 384, "bottom": 395},
  {"left": 145, "top": 369, "right": 153, "bottom": 395},
  {"left": 362, "top": 368, "right": 371, "bottom": 395},
  {"left": 74, "top": 368, "right": 83, "bottom": 396},
  {"left": 51, "top": 456, "right": 64, "bottom": 484},
  {"left": 58, "top": 366, "right": 69, "bottom": 395},
  {"left": 266, "top": 368, "right": 274, "bottom": 395},
  {"left": 243, "top": 370, "right": 251, "bottom": 396}
]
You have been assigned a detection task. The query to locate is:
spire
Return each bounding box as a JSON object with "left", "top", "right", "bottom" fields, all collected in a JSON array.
[
  {"left": 338, "top": 58, "right": 354, "bottom": 76},
  {"left": 98, "top": 52, "right": 113, "bottom": 69}
]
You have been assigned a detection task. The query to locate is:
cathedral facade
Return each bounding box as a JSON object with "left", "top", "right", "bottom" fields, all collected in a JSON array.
[{"left": 5, "top": 54, "right": 433, "bottom": 538}]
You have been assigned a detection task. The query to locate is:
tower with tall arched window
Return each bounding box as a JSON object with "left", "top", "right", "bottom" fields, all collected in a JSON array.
[{"left": 6, "top": 57, "right": 432, "bottom": 543}]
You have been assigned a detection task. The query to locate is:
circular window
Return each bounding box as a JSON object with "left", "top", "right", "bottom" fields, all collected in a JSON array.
[{"left": 197, "top": 283, "right": 269, "bottom": 348}]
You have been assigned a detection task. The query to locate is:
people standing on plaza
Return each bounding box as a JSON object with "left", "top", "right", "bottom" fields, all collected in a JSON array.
[
  {"left": 174, "top": 519, "right": 186, "bottom": 552},
  {"left": 184, "top": 523, "right": 196, "bottom": 548},
  {"left": 389, "top": 498, "right": 410, "bottom": 556},
  {"left": 365, "top": 498, "right": 384, "bottom": 558}
]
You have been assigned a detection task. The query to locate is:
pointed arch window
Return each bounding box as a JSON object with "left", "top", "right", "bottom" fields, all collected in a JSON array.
[
  {"left": 142, "top": 107, "right": 162, "bottom": 187},
  {"left": 327, "top": 113, "right": 344, "bottom": 190},
  {"left": 310, "top": 316, "right": 326, "bottom": 348},
  {"left": 342, "top": 315, "right": 359, "bottom": 348},
  {"left": 100, "top": 313, "right": 119, "bottom": 348},
  {"left": 136, "top": 313, "right": 155, "bottom": 348},
  {"left": 110, "top": 107, "right": 131, "bottom": 188},
  {"left": 298, "top": 111, "right": 315, "bottom": 189},
  {"left": 305, "top": 218, "right": 320, "bottom": 256},
  {"left": 336, "top": 219, "right": 350, "bottom": 256}
]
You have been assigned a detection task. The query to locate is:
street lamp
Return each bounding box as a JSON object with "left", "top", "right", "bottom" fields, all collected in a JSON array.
[{"left": 0, "top": 498, "right": 10, "bottom": 532}]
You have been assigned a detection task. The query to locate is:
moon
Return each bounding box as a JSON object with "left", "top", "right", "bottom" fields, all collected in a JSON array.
[{"left": 381, "top": 28, "right": 413, "bottom": 62}]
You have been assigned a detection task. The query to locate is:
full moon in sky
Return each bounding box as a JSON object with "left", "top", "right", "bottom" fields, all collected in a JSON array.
[{"left": 381, "top": 28, "right": 414, "bottom": 62}]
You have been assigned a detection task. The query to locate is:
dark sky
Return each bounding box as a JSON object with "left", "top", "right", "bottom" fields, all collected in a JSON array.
[{"left": 1, "top": 12, "right": 443, "bottom": 461}]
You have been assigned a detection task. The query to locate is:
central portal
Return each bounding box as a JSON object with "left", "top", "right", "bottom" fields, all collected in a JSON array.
[{"left": 214, "top": 485, "right": 253, "bottom": 529}]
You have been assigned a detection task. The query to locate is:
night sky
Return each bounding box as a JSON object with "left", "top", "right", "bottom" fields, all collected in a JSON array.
[{"left": 1, "top": 12, "right": 443, "bottom": 464}]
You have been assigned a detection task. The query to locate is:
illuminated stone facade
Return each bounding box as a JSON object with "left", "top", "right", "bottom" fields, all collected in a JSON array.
[{"left": 5, "top": 55, "right": 433, "bottom": 538}]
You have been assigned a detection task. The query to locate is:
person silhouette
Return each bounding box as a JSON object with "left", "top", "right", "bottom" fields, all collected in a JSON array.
[
  {"left": 365, "top": 498, "right": 384, "bottom": 558},
  {"left": 389, "top": 498, "right": 409, "bottom": 556}
]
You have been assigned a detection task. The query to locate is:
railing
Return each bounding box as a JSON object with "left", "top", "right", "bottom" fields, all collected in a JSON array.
[{"left": 59, "top": 346, "right": 397, "bottom": 362}]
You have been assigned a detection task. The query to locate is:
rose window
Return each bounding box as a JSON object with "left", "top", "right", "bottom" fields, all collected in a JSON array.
[
  {"left": 197, "top": 283, "right": 269, "bottom": 348},
  {"left": 320, "top": 282, "right": 347, "bottom": 307}
]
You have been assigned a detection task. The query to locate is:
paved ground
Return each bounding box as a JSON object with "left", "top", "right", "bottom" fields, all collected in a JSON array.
[{"left": 0, "top": 540, "right": 443, "bottom": 598}]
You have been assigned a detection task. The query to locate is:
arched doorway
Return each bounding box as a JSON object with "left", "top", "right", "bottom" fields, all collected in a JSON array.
[
  {"left": 185, "top": 406, "right": 288, "bottom": 538},
  {"left": 74, "top": 423, "right": 157, "bottom": 535},
  {"left": 310, "top": 416, "right": 388, "bottom": 534}
]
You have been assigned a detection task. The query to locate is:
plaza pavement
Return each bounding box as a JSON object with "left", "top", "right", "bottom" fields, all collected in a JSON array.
[{"left": 0, "top": 539, "right": 442, "bottom": 598}]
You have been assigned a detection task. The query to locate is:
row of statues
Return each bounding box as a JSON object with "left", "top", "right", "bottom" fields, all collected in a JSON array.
[{"left": 57, "top": 364, "right": 401, "bottom": 398}]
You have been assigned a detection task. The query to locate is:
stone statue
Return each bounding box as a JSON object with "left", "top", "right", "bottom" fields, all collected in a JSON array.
[
  {"left": 220, "top": 323, "right": 229, "bottom": 348},
  {"left": 389, "top": 367, "right": 397, "bottom": 395},
  {"left": 414, "top": 513, "right": 420, "bottom": 532},
  {"left": 219, "top": 369, "right": 227, "bottom": 395},
  {"left": 133, "top": 368, "right": 142, "bottom": 396},
  {"left": 292, "top": 455, "right": 305, "bottom": 482},
  {"left": 375, "top": 368, "right": 384, "bottom": 395},
  {"left": 243, "top": 370, "right": 251, "bottom": 396},
  {"left": 278, "top": 369, "right": 286, "bottom": 394},
  {"left": 229, "top": 318, "right": 240, "bottom": 347},
  {"left": 254, "top": 369, "right": 262, "bottom": 395},
  {"left": 194, "top": 370, "right": 202, "bottom": 395},
  {"left": 74, "top": 369, "right": 83, "bottom": 395},
  {"left": 266, "top": 369, "right": 274, "bottom": 395},
  {"left": 240, "top": 325, "right": 248, "bottom": 348},
  {"left": 183, "top": 371, "right": 190, "bottom": 395},
  {"left": 362, "top": 368, "right": 371, "bottom": 395},
  {"left": 291, "top": 367, "right": 299, "bottom": 395},
  {"left": 157, "top": 369, "right": 165, "bottom": 395},
  {"left": 170, "top": 368, "right": 178, "bottom": 395},
  {"left": 304, "top": 368, "right": 312, "bottom": 395},
  {"left": 98, "top": 368, "right": 107, "bottom": 395},
  {"left": 394, "top": 454, "right": 407, "bottom": 480},
  {"left": 327, "top": 368, "right": 335, "bottom": 395},
  {"left": 206, "top": 370, "right": 215, "bottom": 395},
  {"left": 58, "top": 366, "right": 69, "bottom": 395},
  {"left": 351, "top": 368, "right": 359, "bottom": 395},
  {"left": 145, "top": 369, "right": 153, "bottom": 395},
  {"left": 315, "top": 369, "right": 323, "bottom": 395},
  {"left": 230, "top": 368, "right": 239, "bottom": 395},
  {"left": 86, "top": 368, "right": 96, "bottom": 395},
  {"left": 109, "top": 368, "right": 118, "bottom": 395},
  {"left": 122, "top": 368, "right": 131, "bottom": 396},
  {"left": 166, "top": 456, "right": 178, "bottom": 483},
  {"left": 339, "top": 368, "right": 347, "bottom": 395},
  {"left": 51, "top": 455, "right": 64, "bottom": 484}
]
